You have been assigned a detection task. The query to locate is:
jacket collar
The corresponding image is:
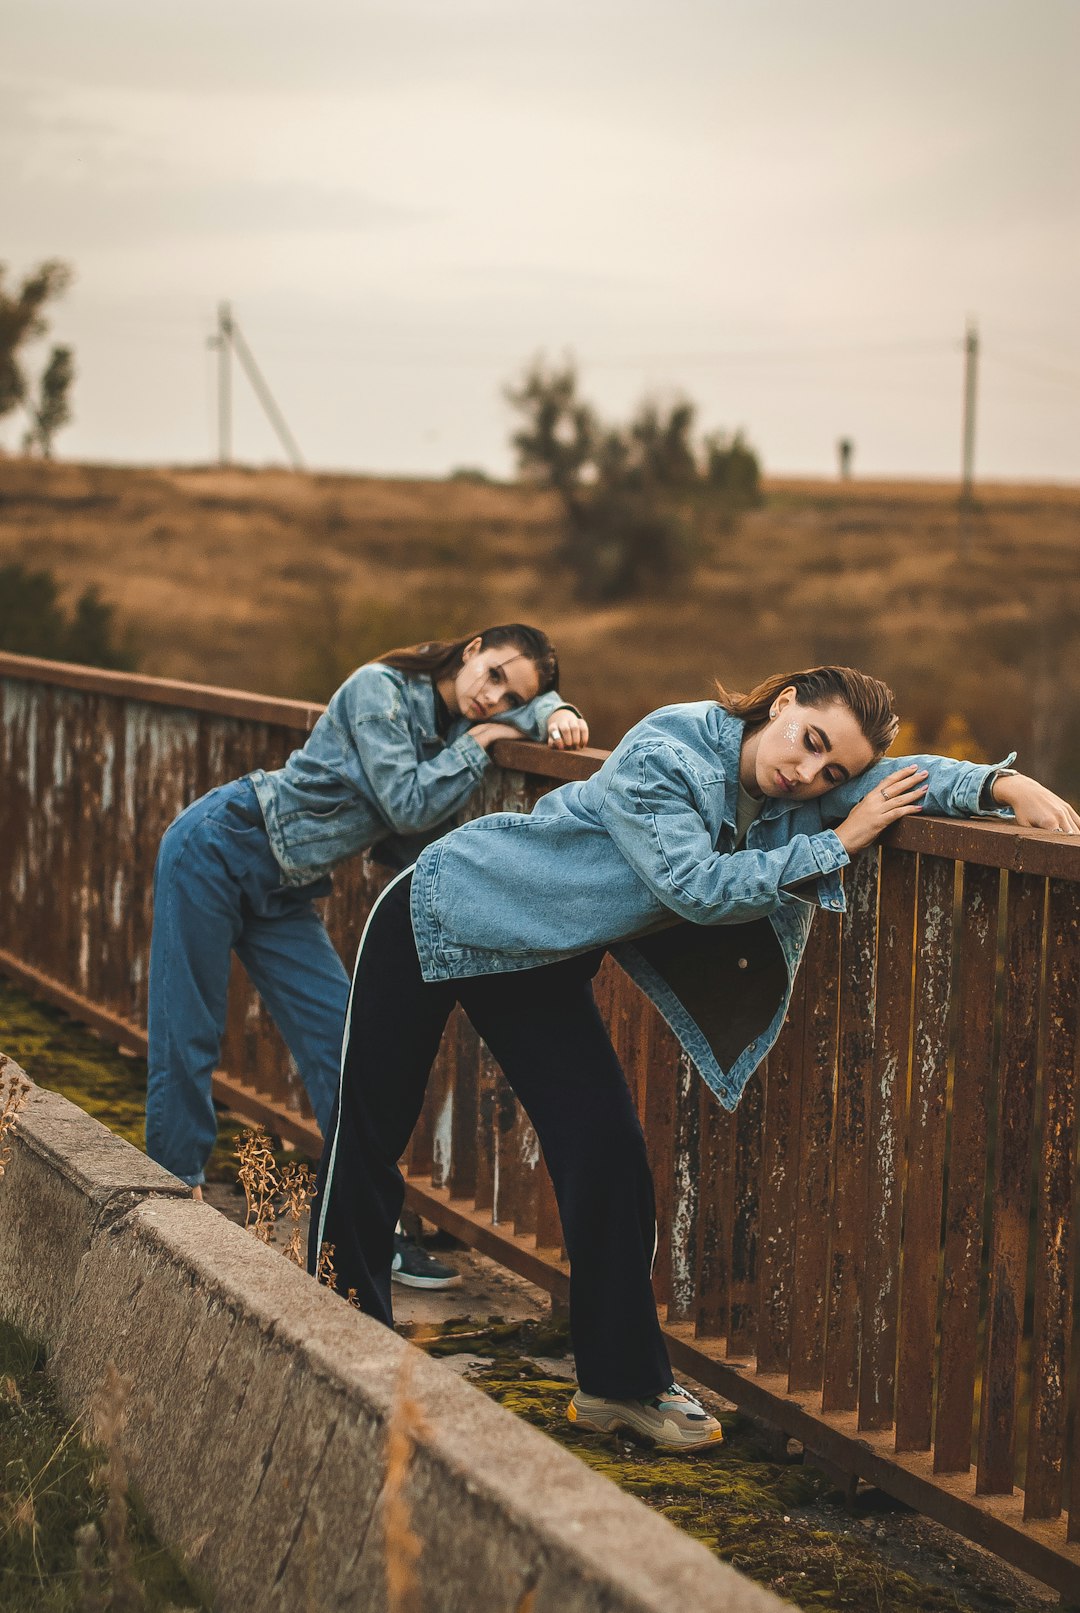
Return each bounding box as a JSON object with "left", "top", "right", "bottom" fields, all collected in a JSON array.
[{"left": 402, "top": 672, "right": 440, "bottom": 741}]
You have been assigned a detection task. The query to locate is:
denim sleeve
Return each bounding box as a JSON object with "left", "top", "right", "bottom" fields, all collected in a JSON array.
[
  {"left": 598, "top": 742, "right": 850, "bottom": 924},
  {"left": 336, "top": 669, "right": 491, "bottom": 835},
  {"left": 496, "top": 690, "right": 582, "bottom": 742},
  {"left": 820, "top": 751, "right": 1019, "bottom": 824}
]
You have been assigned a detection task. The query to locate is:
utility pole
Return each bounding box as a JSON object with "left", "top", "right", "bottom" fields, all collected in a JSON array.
[
  {"left": 205, "top": 301, "right": 304, "bottom": 470},
  {"left": 960, "top": 319, "right": 978, "bottom": 507},
  {"left": 207, "top": 302, "right": 232, "bottom": 466}
]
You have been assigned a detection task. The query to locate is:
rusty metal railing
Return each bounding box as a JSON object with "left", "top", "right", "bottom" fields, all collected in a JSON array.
[{"left": 1, "top": 650, "right": 1078, "bottom": 1598}]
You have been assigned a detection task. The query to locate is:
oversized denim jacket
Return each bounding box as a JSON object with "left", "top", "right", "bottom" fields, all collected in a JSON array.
[
  {"left": 411, "top": 700, "right": 1016, "bottom": 1110},
  {"left": 251, "top": 663, "right": 571, "bottom": 885}
]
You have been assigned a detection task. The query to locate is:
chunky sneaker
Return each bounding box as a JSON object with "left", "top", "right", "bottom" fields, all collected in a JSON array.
[
  {"left": 566, "top": 1381, "right": 723, "bottom": 1450},
  {"left": 390, "top": 1233, "right": 462, "bottom": 1290}
]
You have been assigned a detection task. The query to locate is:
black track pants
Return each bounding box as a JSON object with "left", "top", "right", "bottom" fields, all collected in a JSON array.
[{"left": 308, "top": 871, "right": 673, "bottom": 1400}]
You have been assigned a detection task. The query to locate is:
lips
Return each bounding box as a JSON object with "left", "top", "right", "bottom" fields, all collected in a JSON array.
[{"left": 776, "top": 772, "right": 796, "bottom": 794}]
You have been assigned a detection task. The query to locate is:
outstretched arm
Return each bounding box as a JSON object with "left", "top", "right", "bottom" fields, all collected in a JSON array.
[
  {"left": 829, "top": 759, "right": 1080, "bottom": 858},
  {"left": 987, "top": 772, "right": 1080, "bottom": 832}
]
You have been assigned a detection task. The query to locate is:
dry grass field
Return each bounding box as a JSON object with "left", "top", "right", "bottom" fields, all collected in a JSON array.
[{"left": 2, "top": 457, "right": 1079, "bottom": 793}]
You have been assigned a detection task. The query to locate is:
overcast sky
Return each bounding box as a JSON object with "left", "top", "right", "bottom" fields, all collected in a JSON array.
[{"left": 3, "top": 0, "right": 1078, "bottom": 480}]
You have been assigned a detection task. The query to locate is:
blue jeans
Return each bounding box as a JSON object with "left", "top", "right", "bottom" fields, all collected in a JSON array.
[{"left": 146, "top": 777, "right": 348, "bottom": 1185}]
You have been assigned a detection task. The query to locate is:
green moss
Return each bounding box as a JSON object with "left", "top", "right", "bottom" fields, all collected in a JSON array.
[
  {"left": 0, "top": 1320, "right": 211, "bottom": 1611},
  {"left": 410, "top": 1318, "right": 1043, "bottom": 1613},
  {"left": 0, "top": 980, "right": 243, "bottom": 1180}
]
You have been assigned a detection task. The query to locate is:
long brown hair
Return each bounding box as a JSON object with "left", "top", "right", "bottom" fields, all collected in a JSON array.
[
  {"left": 716, "top": 666, "right": 899, "bottom": 757},
  {"left": 375, "top": 624, "right": 559, "bottom": 694}
]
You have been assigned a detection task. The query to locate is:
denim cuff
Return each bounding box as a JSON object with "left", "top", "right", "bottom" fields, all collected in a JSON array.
[
  {"left": 973, "top": 752, "right": 1019, "bottom": 818},
  {"left": 453, "top": 732, "right": 491, "bottom": 777}
]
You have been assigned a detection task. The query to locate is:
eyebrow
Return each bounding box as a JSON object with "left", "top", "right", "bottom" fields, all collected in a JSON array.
[
  {"left": 488, "top": 652, "right": 530, "bottom": 706},
  {"left": 811, "top": 725, "right": 852, "bottom": 781}
]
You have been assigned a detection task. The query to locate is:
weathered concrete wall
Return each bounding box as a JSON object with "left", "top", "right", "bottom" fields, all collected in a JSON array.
[{"left": 0, "top": 1065, "right": 784, "bottom": 1613}]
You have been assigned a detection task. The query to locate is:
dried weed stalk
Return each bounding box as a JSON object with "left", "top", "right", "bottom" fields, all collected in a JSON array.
[
  {"left": 278, "top": 1159, "right": 315, "bottom": 1266},
  {"left": 314, "top": 1241, "right": 363, "bottom": 1308},
  {"left": 236, "top": 1126, "right": 279, "bottom": 1242},
  {"left": 91, "top": 1359, "right": 145, "bottom": 1613},
  {"left": 315, "top": 1239, "right": 338, "bottom": 1288},
  {"left": 0, "top": 1059, "right": 32, "bottom": 1182},
  {"left": 75, "top": 1520, "right": 107, "bottom": 1613},
  {"left": 235, "top": 1128, "right": 317, "bottom": 1261},
  {"left": 383, "top": 1355, "right": 430, "bottom": 1613}
]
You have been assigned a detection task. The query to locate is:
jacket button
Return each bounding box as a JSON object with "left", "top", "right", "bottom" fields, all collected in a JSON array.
[{"left": 737, "top": 957, "right": 748, "bottom": 969}]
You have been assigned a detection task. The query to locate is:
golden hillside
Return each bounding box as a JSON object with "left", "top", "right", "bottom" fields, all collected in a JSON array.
[{"left": 2, "top": 458, "right": 1079, "bottom": 792}]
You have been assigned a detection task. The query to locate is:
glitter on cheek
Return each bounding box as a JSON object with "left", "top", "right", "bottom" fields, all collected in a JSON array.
[{"left": 783, "top": 721, "right": 800, "bottom": 743}]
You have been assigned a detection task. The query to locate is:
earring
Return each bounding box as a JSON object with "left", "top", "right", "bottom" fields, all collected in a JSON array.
[{"left": 770, "top": 707, "right": 777, "bottom": 718}]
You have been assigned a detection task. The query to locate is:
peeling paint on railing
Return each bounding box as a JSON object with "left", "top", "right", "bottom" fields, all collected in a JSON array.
[{"left": 2, "top": 650, "right": 1080, "bottom": 1599}]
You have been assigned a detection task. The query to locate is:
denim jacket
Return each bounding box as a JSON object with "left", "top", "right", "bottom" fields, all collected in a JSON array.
[
  {"left": 411, "top": 701, "right": 1015, "bottom": 1109},
  {"left": 251, "top": 664, "right": 571, "bottom": 885}
]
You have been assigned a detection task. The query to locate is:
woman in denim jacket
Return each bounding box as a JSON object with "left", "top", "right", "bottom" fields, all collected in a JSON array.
[
  {"left": 146, "top": 623, "right": 586, "bottom": 1199},
  {"left": 310, "top": 664, "right": 1079, "bottom": 1448}
]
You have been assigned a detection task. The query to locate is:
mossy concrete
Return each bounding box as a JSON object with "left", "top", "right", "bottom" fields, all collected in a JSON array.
[{"left": 0, "top": 1069, "right": 786, "bottom": 1613}]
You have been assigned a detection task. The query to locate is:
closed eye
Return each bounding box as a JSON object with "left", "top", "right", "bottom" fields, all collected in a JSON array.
[{"left": 805, "top": 729, "right": 847, "bottom": 787}]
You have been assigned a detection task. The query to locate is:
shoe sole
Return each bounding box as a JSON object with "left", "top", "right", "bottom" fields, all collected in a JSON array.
[
  {"left": 390, "top": 1271, "right": 463, "bottom": 1290},
  {"left": 567, "top": 1400, "right": 722, "bottom": 1451}
]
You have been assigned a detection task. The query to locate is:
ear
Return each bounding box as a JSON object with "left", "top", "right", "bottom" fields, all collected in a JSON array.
[
  {"left": 460, "top": 637, "right": 483, "bottom": 663},
  {"left": 772, "top": 686, "right": 798, "bottom": 715}
]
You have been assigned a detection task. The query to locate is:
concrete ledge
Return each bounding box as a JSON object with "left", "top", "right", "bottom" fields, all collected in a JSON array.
[{"left": 0, "top": 1068, "right": 784, "bottom": 1613}]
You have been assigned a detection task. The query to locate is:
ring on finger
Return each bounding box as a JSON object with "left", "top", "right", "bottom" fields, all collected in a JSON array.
[{"left": 881, "top": 787, "right": 890, "bottom": 800}]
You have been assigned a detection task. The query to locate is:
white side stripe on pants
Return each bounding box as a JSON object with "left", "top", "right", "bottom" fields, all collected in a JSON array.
[{"left": 313, "top": 864, "right": 415, "bottom": 1262}]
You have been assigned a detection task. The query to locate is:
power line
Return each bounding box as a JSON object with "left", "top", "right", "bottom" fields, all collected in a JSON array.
[{"left": 983, "top": 349, "right": 1080, "bottom": 390}]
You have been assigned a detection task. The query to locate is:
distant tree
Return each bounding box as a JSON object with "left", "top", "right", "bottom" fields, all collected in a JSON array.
[
  {"left": 507, "top": 360, "right": 598, "bottom": 502},
  {"left": 0, "top": 563, "right": 135, "bottom": 670},
  {"left": 0, "top": 259, "right": 75, "bottom": 454},
  {"left": 506, "top": 358, "right": 762, "bottom": 601},
  {"left": 22, "top": 345, "right": 75, "bottom": 457}
]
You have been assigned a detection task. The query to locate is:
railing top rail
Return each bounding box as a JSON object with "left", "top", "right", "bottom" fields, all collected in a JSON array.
[{"left": 2, "top": 649, "right": 1077, "bottom": 874}]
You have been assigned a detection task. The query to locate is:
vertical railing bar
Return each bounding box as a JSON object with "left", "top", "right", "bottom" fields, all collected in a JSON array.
[
  {"left": 756, "top": 971, "right": 809, "bottom": 1377},
  {"left": 693, "top": 1087, "right": 730, "bottom": 1340},
  {"left": 935, "top": 861, "right": 999, "bottom": 1473},
  {"left": 895, "top": 853, "right": 955, "bottom": 1452},
  {"left": 728, "top": 1070, "right": 762, "bottom": 1359},
  {"left": 859, "top": 845, "right": 917, "bottom": 1432},
  {"left": 976, "top": 871, "right": 1043, "bottom": 1495},
  {"left": 665, "top": 1050, "right": 701, "bottom": 1324},
  {"left": 823, "top": 850, "right": 879, "bottom": 1412},
  {"left": 448, "top": 1012, "right": 480, "bottom": 1203},
  {"left": 472, "top": 1042, "right": 498, "bottom": 1213},
  {"left": 643, "top": 1013, "right": 679, "bottom": 1311},
  {"left": 787, "top": 913, "right": 841, "bottom": 1394},
  {"left": 1024, "top": 878, "right": 1080, "bottom": 1519}
]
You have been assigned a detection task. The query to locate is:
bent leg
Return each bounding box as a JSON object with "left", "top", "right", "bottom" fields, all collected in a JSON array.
[
  {"left": 308, "top": 872, "right": 456, "bottom": 1322},
  {"left": 146, "top": 790, "right": 244, "bottom": 1185},
  {"left": 459, "top": 958, "right": 672, "bottom": 1400},
  {"left": 236, "top": 901, "right": 349, "bottom": 1135}
]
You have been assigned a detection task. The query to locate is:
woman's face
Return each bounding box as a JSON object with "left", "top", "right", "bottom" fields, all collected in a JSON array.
[
  {"left": 445, "top": 638, "right": 543, "bottom": 720},
  {"left": 743, "top": 688, "right": 876, "bottom": 800}
]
